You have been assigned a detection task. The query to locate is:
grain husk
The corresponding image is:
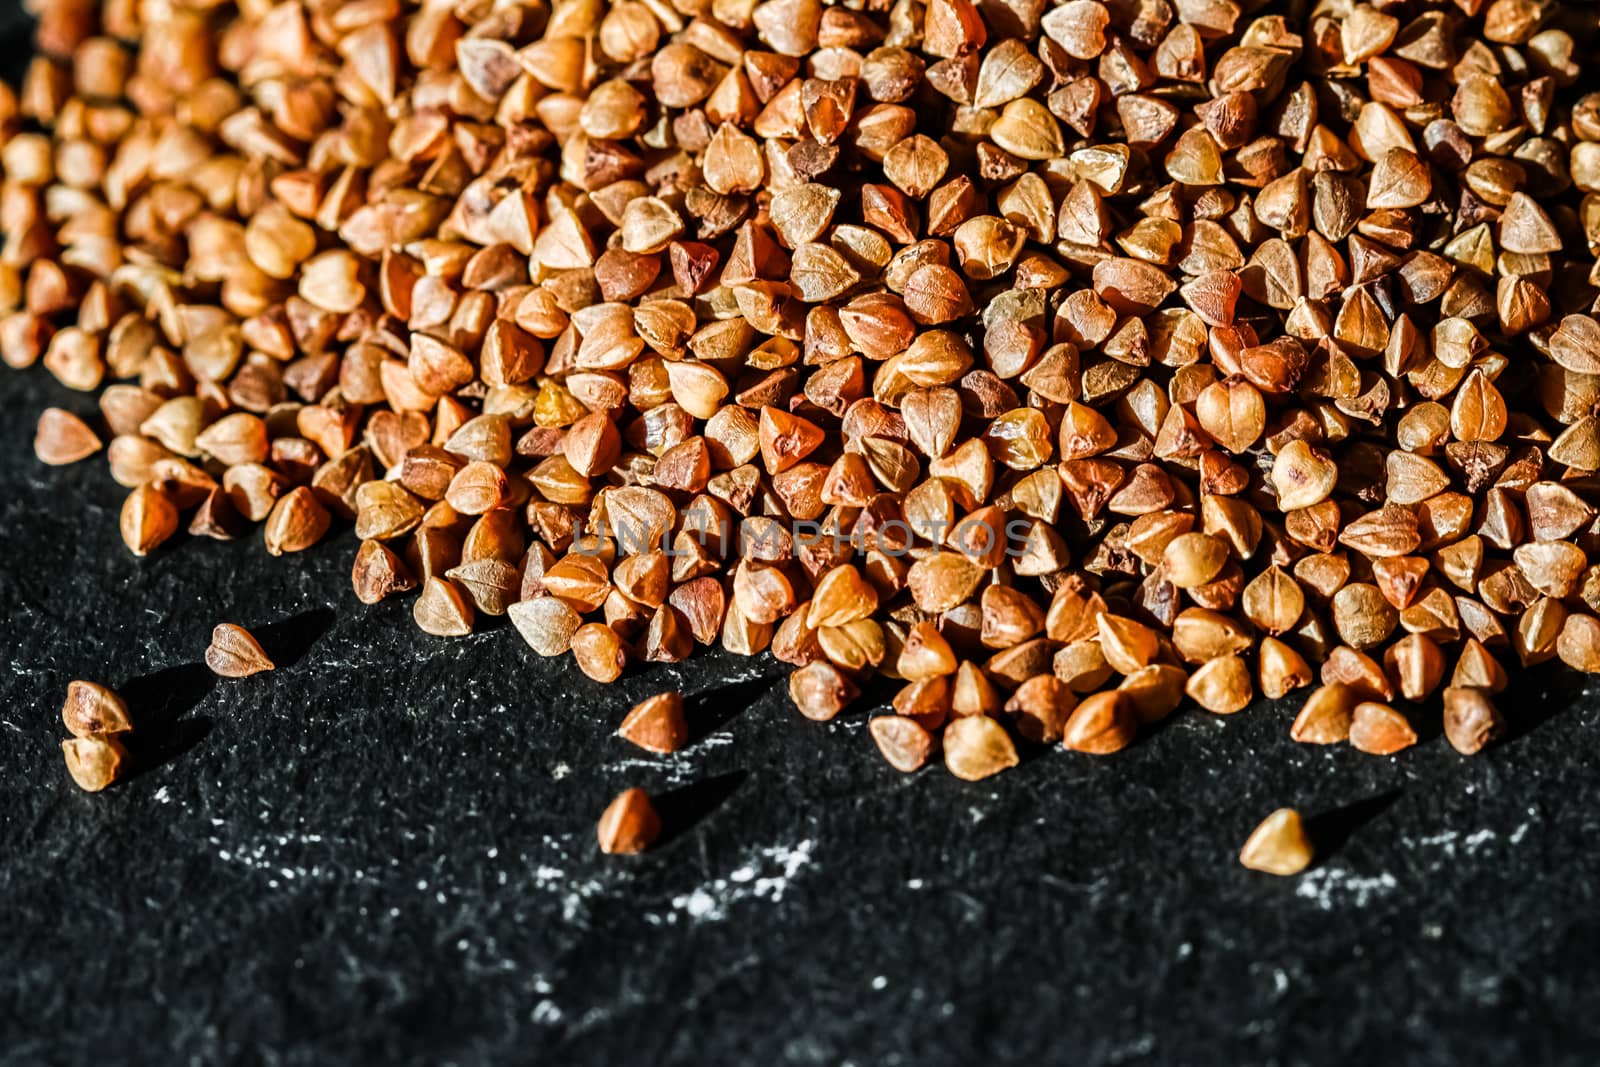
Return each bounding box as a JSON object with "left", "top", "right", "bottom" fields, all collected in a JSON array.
[
  {"left": 204, "top": 624, "right": 276, "bottom": 678},
  {"left": 1239, "top": 809, "right": 1314, "bottom": 877}
]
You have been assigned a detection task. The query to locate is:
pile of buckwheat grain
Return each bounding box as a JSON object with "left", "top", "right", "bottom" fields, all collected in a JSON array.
[{"left": 10, "top": 0, "right": 1600, "bottom": 828}]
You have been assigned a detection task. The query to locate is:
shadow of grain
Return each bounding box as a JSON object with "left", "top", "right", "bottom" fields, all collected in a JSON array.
[
  {"left": 118, "top": 663, "right": 217, "bottom": 779},
  {"left": 253, "top": 607, "right": 337, "bottom": 670},
  {"left": 653, "top": 770, "right": 749, "bottom": 847},
  {"left": 1306, "top": 788, "right": 1404, "bottom": 862},
  {"left": 1501, "top": 660, "right": 1589, "bottom": 746},
  {"left": 685, "top": 675, "right": 783, "bottom": 743},
  {"left": 846, "top": 671, "right": 900, "bottom": 719}
]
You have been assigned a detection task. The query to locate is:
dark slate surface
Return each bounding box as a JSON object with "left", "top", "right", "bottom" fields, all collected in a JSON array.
[{"left": 4, "top": 357, "right": 1600, "bottom": 1067}]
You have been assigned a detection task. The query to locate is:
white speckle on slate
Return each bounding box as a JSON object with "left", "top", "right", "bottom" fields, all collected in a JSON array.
[
  {"left": 679, "top": 888, "right": 719, "bottom": 919},
  {"left": 1294, "top": 868, "right": 1399, "bottom": 910},
  {"left": 907, "top": 878, "right": 925, "bottom": 890},
  {"left": 1112, "top": 1035, "right": 1156, "bottom": 1059},
  {"left": 1414, "top": 827, "right": 1501, "bottom": 860},
  {"left": 531, "top": 1000, "right": 563, "bottom": 1025},
  {"left": 663, "top": 839, "right": 817, "bottom": 924},
  {"left": 607, "top": 755, "right": 699, "bottom": 785},
  {"left": 209, "top": 829, "right": 334, "bottom": 887},
  {"left": 551, "top": 762, "right": 571, "bottom": 780},
  {"left": 1416, "top": 831, "right": 1460, "bottom": 853},
  {"left": 153, "top": 786, "right": 170, "bottom": 804},
  {"left": 871, "top": 976, "right": 887, "bottom": 990}
]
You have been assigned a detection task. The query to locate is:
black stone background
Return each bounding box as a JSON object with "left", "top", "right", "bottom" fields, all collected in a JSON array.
[{"left": 3, "top": 8, "right": 1600, "bottom": 1067}]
